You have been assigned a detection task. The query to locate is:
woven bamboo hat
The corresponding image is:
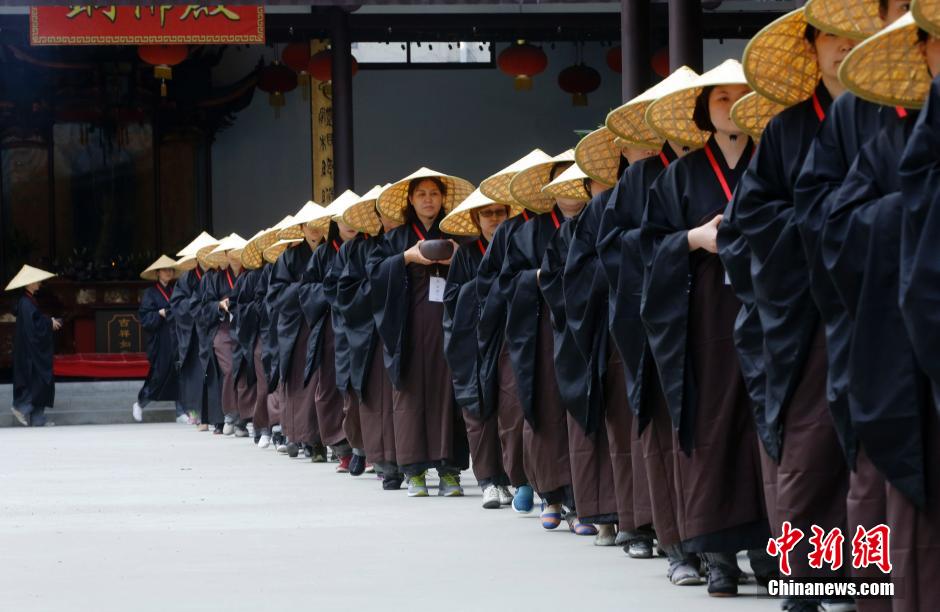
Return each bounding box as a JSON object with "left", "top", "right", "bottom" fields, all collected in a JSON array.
[
  {"left": 606, "top": 67, "right": 700, "bottom": 148},
  {"left": 913, "top": 0, "right": 940, "bottom": 36},
  {"left": 839, "top": 13, "right": 933, "bottom": 109},
  {"left": 645, "top": 59, "right": 750, "bottom": 148},
  {"left": 731, "top": 92, "right": 787, "bottom": 139},
  {"left": 242, "top": 216, "right": 293, "bottom": 270},
  {"left": 479, "top": 149, "right": 553, "bottom": 204},
  {"left": 176, "top": 231, "right": 218, "bottom": 258},
  {"left": 263, "top": 238, "right": 302, "bottom": 265},
  {"left": 441, "top": 188, "right": 507, "bottom": 236},
  {"left": 743, "top": 9, "right": 822, "bottom": 106},
  {"left": 327, "top": 190, "right": 365, "bottom": 226},
  {"left": 196, "top": 236, "right": 226, "bottom": 270},
  {"left": 280, "top": 201, "right": 327, "bottom": 240},
  {"left": 206, "top": 233, "right": 247, "bottom": 268},
  {"left": 574, "top": 127, "right": 622, "bottom": 187},
  {"left": 5, "top": 265, "right": 55, "bottom": 291},
  {"left": 804, "top": 0, "right": 883, "bottom": 40},
  {"left": 140, "top": 255, "right": 180, "bottom": 281},
  {"left": 298, "top": 191, "right": 360, "bottom": 231},
  {"left": 542, "top": 164, "right": 591, "bottom": 202},
  {"left": 376, "top": 168, "right": 475, "bottom": 223},
  {"left": 509, "top": 150, "right": 575, "bottom": 213},
  {"left": 342, "top": 185, "right": 386, "bottom": 235}
]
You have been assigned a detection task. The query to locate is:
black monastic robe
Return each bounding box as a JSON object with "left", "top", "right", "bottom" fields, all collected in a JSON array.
[
  {"left": 138, "top": 282, "right": 179, "bottom": 403},
  {"left": 171, "top": 266, "right": 205, "bottom": 411},
  {"left": 269, "top": 240, "right": 315, "bottom": 380},
  {"left": 444, "top": 237, "right": 487, "bottom": 413},
  {"left": 12, "top": 292, "right": 55, "bottom": 411},
  {"left": 232, "top": 268, "right": 263, "bottom": 388},
  {"left": 299, "top": 235, "right": 343, "bottom": 384}
]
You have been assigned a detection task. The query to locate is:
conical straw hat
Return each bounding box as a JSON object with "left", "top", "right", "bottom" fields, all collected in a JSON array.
[
  {"left": 5, "top": 265, "right": 55, "bottom": 291},
  {"left": 606, "top": 67, "right": 700, "bottom": 148},
  {"left": 804, "top": 0, "right": 883, "bottom": 41},
  {"left": 176, "top": 254, "right": 198, "bottom": 272},
  {"left": 440, "top": 188, "right": 513, "bottom": 236},
  {"left": 176, "top": 231, "right": 218, "bottom": 258},
  {"left": 206, "top": 233, "right": 248, "bottom": 268},
  {"left": 376, "top": 168, "right": 475, "bottom": 223},
  {"left": 913, "top": 0, "right": 940, "bottom": 36},
  {"left": 479, "top": 149, "right": 552, "bottom": 204},
  {"left": 196, "top": 238, "right": 224, "bottom": 270},
  {"left": 243, "top": 216, "right": 293, "bottom": 270},
  {"left": 300, "top": 189, "right": 362, "bottom": 232},
  {"left": 280, "top": 201, "right": 326, "bottom": 240},
  {"left": 263, "top": 238, "right": 302, "bottom": 265},
  {"left": 839, "top": 13, "right": 932, "bottom": 109},
  {"left": 342, "top": 185, "right": 386, "bottom": 235},
  {"left": 542, "top": 164, "right": 592, "bottom": 201},
  {"left": 574, "top": 127, "right": 622, "bottom": 187},
  {"left": 743, "top": 9, "right": 822, "bottom": 106},
  {"left": 731, "top": 92, "right": 787, "bottom": 140},
  {"left": 140, "top": 255, "right": 180, "bottom": 281},
  {"left": 509, "top": 150, "right": 575, "bottom": 213},
  {"left": 645, "top": 59, "right": 750, "bottom": 148}
]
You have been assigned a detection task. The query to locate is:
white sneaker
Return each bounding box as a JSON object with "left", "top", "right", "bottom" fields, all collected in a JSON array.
[
  {"left": 175, "top": 414, "right": 191, "bottom": 425},
  {"left": 497, "top": 485, "right": 514, "bottom": 506},
  {"left": 482, "top": 485, "right": 501, "bottom": 509},
  {"left": 257, "top": 434, "right": 271, "bottom": 449},
  {"left": 222, "top": 423, "right": 235, "bottom": 436},
  {"left": 246, "top": 423, "right": 255, "bottom": 438},
  {"left": 132, "top": 402, "right": 143, "bottom": 423}
]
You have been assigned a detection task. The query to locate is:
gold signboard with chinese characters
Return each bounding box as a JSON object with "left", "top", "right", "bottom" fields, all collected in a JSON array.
[
  {"left": 310, "top": 39, "right": 334, "bottom": 204},
  {"left": 96, "top": 311, "right": 142, "bottom": 353}
]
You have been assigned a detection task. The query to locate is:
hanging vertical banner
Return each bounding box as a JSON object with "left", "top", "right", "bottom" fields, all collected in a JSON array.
[
  {"left": 30, "top": 6, "right": 265, "bottom": 46},
  {"left": 310, "top": 39, "right": 334, "bottom": 204}
]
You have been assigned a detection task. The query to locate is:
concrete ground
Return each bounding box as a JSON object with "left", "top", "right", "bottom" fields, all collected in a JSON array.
[{"left": 0, "top": 423, "right": 780, "bottom": 612}]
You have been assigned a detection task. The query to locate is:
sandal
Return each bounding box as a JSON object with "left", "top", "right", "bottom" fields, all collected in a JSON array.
[
  {"left": 540, "top": 505, "right": 563, "bottom": 530},
  {"left": 566, "top": 515, "right": 598, "bottom": 536}
]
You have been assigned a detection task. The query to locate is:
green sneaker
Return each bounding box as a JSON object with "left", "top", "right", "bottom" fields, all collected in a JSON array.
[
  {"left": 438, "top": 473, "right": 464, "bottom": 497},
  {"left": 407, "top": 473, "right": 429, "bottom": 497}
]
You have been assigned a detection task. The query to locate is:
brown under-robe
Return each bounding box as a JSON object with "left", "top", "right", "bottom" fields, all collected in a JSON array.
[
  {"left": 343, "top": 392, "right": 363, "bottom": 450},
  {"left": 268, "top": 385, "right": 284, "bottom": 428},
  {"left": 674, "top": 255, "right": 768, "bottom": 550},
  {"left": 568, "top": 412, "right": 617, "bottom": 522},
  {"left": 497, "top": 344, "right": 528, "bottom": 487},
  {"left": 463, "top": 407, "right": 504, "bottom": 484},
  {"left": 848, "top": 445, "right": 891, "bottom": 612},
  {"left": 522, "top": 302, "right": 572, "bottom": 496},
  {"left": 214, "top": 322, "right": 258, "bottom": 421},
  {"left": 391, "top": 266, "right": 455, "bottom": 468},
  {"left": 282, "top": 322, "right": 318, "bottom": 445},
  {"left": 313, "top": 320, "right": 347, "bottom": 448},
  {"left": 774, "top": 326, "right": 850, "bottom": 579},
  {"left": 642, "top": 375, "right": 682, "bottom": 548},
  {"left": 606, "top": 344, "right": 653, "bottom": 531},
  {"left": 251, "top": 337, "right": 270, "bottom": 431},
  {"left": 360, "top": 343, "right": 396, "bottom": 465}
]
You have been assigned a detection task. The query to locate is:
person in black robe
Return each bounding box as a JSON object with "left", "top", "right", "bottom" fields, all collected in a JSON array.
[
  {"left": 261, "top": 253, "right": 288, "bottom": 451},
  {"left": 172, "top": 259, "right": 210, "bottom": 430},
  {"left": 641, "top": 79, "right": 771, "bottom": 595},
  {"left": 367, "top": 175, "right": 468, "bottom": 498},
  {"left": 443, "top": 198, "right": 514, "bottom": 509},
  {"left": 232, "top": 263, "right": 265, "bottom": 443},
  {"left": 823, "top": 26, "right": 940, "bottom": 609},
  {"left": 134, "top": 259, "right": 182, "bottom": 423},
  {"left": 727, "top": 21, "right": 858, "bottom": 609},
  {"left": 499, "top": 160, "right": 581, "bottom": 530},
  {"left": 299, "top": 219, "right": 359, "bottom": 471},
  {"left": 197, "top": 261, "right": 225, "bottom": 434},
  {"left": 539, "top": 179, "right": 618, "bottom": 541},
  {"left": 565, "top": 145, "right": 660, "bottom": 553},
  {"left": 597, "top": 139, "right": 703, "bottom": 579},
  {"left": 8, "top": 267, "right": 59, "bottom": 427},
  {"left": 269, "top": 228, "right": 321, "bottom": 458},
  {"left": 475, "top": 205, "right": 535, "bottom": 512},
  {"left": 338, "top": 211, "right": 402, "bottom": 488}
]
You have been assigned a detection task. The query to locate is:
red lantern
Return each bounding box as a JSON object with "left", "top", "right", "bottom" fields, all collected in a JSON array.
[
  {"left": 652, "top": 48, "right": 670, "bottom": 78},
  {"left": 282, "top": 42, "right": 313, "bottom": 100},
  {"left": 497, "top": 41, "right": 548, "bottom": 91},
  {"left": 606, "top": 46, "right": 622, "bottom": 73},
  {"left": 138, "top": 45, "right": 188, "bottom": 97},
  {"left": 308, "top": 49, "right": 359, "bottom": 83},
  {"left": 257, "top": 61, "right": 298, "bottom": 118},
  {"left": 558, "top": 64, "right": 601, "bottom": 106}
]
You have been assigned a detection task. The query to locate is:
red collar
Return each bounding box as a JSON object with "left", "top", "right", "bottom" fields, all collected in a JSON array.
[
  {"left": 331, "top": 239, "right": 341, "bottom": 253},
  {"left": 194, "top": 266, "right": 203, "bottom": 281},
  {"left": 155, "top": 283, "right": 172, "bottom": 302},
  {"left": 476, "top": 239, "right": 486, "bottom": 255},
  {"left": 411, "top": 223, "right": 427, "bottom": 241},
  {"left": 704, "top": 142, "right": 734, "bottom": 203},
  {"left": 659, "top": 151, "right": 671, "bottom": 167},
  {"left": 224, "top": 269, "right": 235, "bottom": 290},
  {"left": 811, "top": 92, "right": 826, "bottom": 122},
  {"left": 550, "top": 210, "right": 561, "bottom": 229},
  {"left": 896, "top": 106, "right": 909, "bottom": 118}
]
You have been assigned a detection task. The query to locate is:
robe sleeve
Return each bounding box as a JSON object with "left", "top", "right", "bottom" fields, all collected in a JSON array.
[
  {"left": 139, "top": 288, "right": 164, "bottom": 334},
  {"left": 563, "top": 194, "right": 611, "bottom": 363},
  {"left": 367, "top": 228, "right": 411, "bottom": 388},
  {"left": 444, "top": 245, "right": 482, "bottom": 412}
]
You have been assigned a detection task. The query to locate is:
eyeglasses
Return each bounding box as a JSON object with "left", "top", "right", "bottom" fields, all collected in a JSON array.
[{"left": 477, "top": 208, "right": 509, "bottom": 220}]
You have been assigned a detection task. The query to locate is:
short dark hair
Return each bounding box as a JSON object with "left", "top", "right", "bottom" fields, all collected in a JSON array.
[
  {"left": 804, "top": 24, "right": 819, "bottom": 45},
  {"left": 878, "top": 0, "right": 889, "bottom": 15},
  {"left": 407, "top": 176, "right": 447, "bottom": 202},
  {"left": 549, "top": 161, "right": 572, "bottom": 181},
  {"left": 692, "top": 86, "right": 716, "bottom": 133},
  {"left": 918, "top": 27, "right": 930, "bottom": 43}
]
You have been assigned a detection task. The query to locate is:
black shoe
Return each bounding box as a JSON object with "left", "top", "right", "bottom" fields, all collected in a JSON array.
[
  {"left": 349, "top": 454, "right": 366, "bottom": 476},
  {"left": 286, "top": 442, "right": 299, "bottom": 458},
  {"left": 707, "top": 565, "right": 739, "bottom": 597},
  {"left": 624, "top": 538, "right": 654, "bottom": 559},
  {"left": 253, "top": 435, "right": 261, "bottom": 445},
  {"left": 302, "top": 444, "right": 313, "bottom": 459},
  {"left": 382, "top": 475, "right": 403, "bottom": 490},
  {"left": 311, "top": 442, "right": 327, "bottom": 463},
  {"left": 213, "top": 424, "right": 223, "bottom": 435}
]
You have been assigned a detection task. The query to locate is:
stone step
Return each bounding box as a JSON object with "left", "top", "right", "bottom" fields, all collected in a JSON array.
[{"left": 0, "top": 381, "right": 176, "bottom": 427}]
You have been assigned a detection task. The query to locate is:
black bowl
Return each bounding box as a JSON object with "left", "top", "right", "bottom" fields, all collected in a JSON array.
[{"left": 419, "top": 239, "right": 455, "bottom": 261}]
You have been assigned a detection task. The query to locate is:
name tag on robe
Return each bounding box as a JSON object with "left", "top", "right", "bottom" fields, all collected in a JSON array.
[{"left": 429, "top": 276, "right": 446, "bottom": 302}]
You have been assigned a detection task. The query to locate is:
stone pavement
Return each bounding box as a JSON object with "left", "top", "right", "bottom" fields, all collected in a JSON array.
[{"left": 0, "top": 423, "right": 780, "bottom": 612}]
